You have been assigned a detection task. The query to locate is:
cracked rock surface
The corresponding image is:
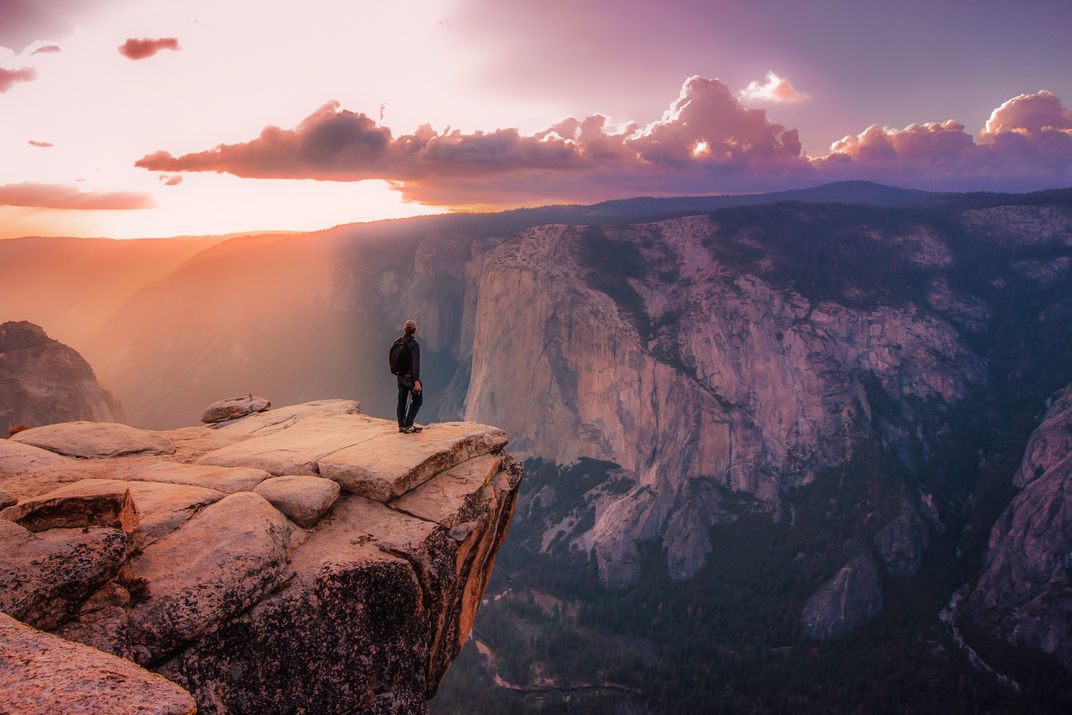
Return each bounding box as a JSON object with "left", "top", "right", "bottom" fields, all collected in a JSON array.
[{"left": 0, "top": 399, "right": 521, "bottom": 714}]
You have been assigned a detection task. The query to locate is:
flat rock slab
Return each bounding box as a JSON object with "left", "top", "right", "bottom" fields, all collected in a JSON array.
[
  {"left": 124, "top": 492, "right": 293, "bottom": 657},
  {"left": 0, "top": 520, "right": 128, "bottom": 630},
  {"left": 11, "top": 422, "right": 175, "bottom": 459},
  {"left": 254, "top": 475, "right": 340, "bottom": 528},
  {"left": 319, "top": 421, "right": 509, "bottom": 501},
  {"left": 40, "top": 479, "right": 226, "bottom": 549},
  {"left": 197, "top": 414, "right": 390, "bottom": 475},
  {"left": 1, "top": 481, "right": 140, "bottom": 533},
  {"left": 0, "top": 439, "right": 70, "bottom": 475},
  {"left": 212, "top": 399, "right": 362, "bottom": 438},
  {"left": 391, "top": 454, "right": 503, "bottom": 527},
  {"left": 0, "top": 612, "right": 196, "bottom": 715},
  {"left": 119, "top": 461, "right": 270, "bottom": 493}
]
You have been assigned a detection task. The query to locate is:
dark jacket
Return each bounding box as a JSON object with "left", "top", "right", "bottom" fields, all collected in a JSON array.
[{"left": 399, "top": 335, "right": 420, "bottom": 380}]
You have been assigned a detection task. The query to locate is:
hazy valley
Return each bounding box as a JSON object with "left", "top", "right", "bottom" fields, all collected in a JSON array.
[{"left": 4, "top": 181, "right": 1072, "bottom": 712}]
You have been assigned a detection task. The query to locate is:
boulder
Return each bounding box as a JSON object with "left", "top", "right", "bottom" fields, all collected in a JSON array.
[
  {"left": 122, "top": 492, "right": 293, "bottom": 658},
  {"left": 0, "top": 520, "right": 128, "bottom": 630},
  {"left": 0, "top": 489, "right": 15, "bottom": 509},
  {"left": 317, "top": 421, "right": 509, "bottom": 501},
  {"left": 253, "top": 475, "right": 340, "bottom": 528},
  {"left": 11, "top": 422, "right": 174, "bottom": 459},
  {"left": 119, "top": 461, "right": 269, "bottom": 493},
  {"left": 0, "top": 439, "right": 69, "bottom": 475},
  {"left": 1, "top": 482, "right": 140, "bottom": 533},
  {"left": 35, "top": 479, "right": 225, "bottom": 549},
  {"left": 0, "top": 612, "right": 195, "bottom": 715},
  {"left": 801, "top": 554, "right": 884, "bottom": 640},
  {"left": 200, "top": 395, "right": 271, "bottom": 424}
]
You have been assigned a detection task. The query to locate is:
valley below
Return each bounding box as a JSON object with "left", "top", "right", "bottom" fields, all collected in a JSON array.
[{"left": 4, "top": 182, "right": 1072, "bottom": 712}]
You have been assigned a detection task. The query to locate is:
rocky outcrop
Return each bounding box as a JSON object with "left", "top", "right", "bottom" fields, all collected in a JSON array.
[
  {"left": 1, "top": 481, "right": 140, "bottom": 533},
  {"left": 874, "top": 499, "right": 929, "bottom": 576},
  {"left": 0, "top": 612, "right": 196, "bottom": 715},
  {"left": 201, "top": 394, "right": 271, "bottom": 423},
  {"left": 0, "top": 321, "right": 124, "bottom": 430},
  {"left": 969, "top": 385, "right": 1072, "bottom": 667},
  {"left": 465, "top": 218, "right": 980, "bottom": 585},
  {"left": 0, "top": 399, "right": 521, "bottom": 713},
  {"left": 801, "top": 554, "right": 884, "bottom": 640}
]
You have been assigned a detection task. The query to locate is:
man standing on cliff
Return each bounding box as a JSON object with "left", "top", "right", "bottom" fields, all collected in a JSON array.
[{"left": 390, "top": 320, "right": 423, "bottom": 433}]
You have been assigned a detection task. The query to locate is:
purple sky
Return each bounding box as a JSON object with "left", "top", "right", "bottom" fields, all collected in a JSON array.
[{"left": 2, "top": 0, "right": 1071, "bottom": 237}]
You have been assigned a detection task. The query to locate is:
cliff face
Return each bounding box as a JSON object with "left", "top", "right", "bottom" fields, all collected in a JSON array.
[
  {"left": 464, "top": 215, "right": 982, "bottom": 584},
  {"left": 0, "top": 321, "right": 125, "bottom": 430},
  {"left": 969, "top": 384, "right": 1072, "bottom": 667},
  {"left": 0, "top": 400, "right": 521, "bottom": 714}
]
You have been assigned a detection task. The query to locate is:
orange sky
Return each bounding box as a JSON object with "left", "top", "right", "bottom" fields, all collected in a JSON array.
[{"left": 2, "top": 0, "right": 1071, "bottom": 239}]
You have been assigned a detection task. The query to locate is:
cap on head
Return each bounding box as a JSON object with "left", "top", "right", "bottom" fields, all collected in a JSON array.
[{"left": 403, "top": 319, "right": 417, "bottom": 334}]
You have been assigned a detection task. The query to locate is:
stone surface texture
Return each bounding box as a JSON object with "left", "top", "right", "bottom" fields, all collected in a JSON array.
[
  {"left": 0, "top": 612, "right": 196, "bottom": 715},
  {"left": 464, "top": 220, "right": 982, "bottom": 585},
  {"left": 2, "top": 481, "right": 140, "bottom": 533},
  {"left": 254, "top": 475, "right": 340, "bottom": 527},
  {"left": 0, "top": 320, "right": 125, "bottom": 431},
  {"left": 801, "top": 554, "right": 884, "bottom": 640},
  {"left": 11, "top": 421, "right": 175, "bottom": 458},
  {"left": 0, "top": 399, "right": 520, "bottom": 714},
  {"left": 970, "top": 383, "right": 1072, "bottom": 667},
  {"left": 0, "top": 439, "right": 70, "bottom": 475},
  {"left": 201, "top": 394, "right": 271, "bottom": 423}
]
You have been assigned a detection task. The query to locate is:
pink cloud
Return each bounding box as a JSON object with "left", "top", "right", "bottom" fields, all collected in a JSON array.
[
  {"left": 137, "top": 76, "right": 810, "bottom": 205},
  {"left": 983, "top": 90, "right": 1072, "bottom": 136},
  {"left": 0, "top": 66, "right": 36, "bottom": 93},
  {"left": 816, "top": 91, "right": 1072, "bottom": 190},
  {"left": 135, "top": 79, "right": 1072, "bottom": 205},
  {"left": 739, "top": 71, "right": 810, "bottom": 104},
  {"left": 30, "top": 44, "right": 62, "bottom": 55},
  {"left": 118, "top": 37, "right": 181, "bottom": 60},
  {"left": 0, "top": 183, "right": 154, "bottom": 210},
  {"left": 159, "top": 175, "right": 183, "bottom": 186},
  {"left": 27, "top": 140, "right": 54, "bottom": 148}
]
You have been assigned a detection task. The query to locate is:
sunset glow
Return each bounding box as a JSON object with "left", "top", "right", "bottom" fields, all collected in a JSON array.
[{"left": 2, "top": 0, "right": 1071, "bottom": 238}]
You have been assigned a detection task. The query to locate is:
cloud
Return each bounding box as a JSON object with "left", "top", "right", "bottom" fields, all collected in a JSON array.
[
  {"left": 0, "top": 66, "right": 35, "bottom": 92},
  {"left": 137, "top": 76, "right": 810, "bottom": 205},
  {"left": 816, "top": 90, "right": 1072, "bottom": 190},
  {"left": 159, "top": 175, "right": 183, "bottom": 186},
  {"left": 118, "top": 37, "right": 181, "bottom": 60},
  {"left": 739, "top": 71, "right": 810, "bottom": 103},
  {"left": 27, "top": 139, "right": 53, "bottom": 148},
  {"left": 135, "top": 78, "right": 1072, "bottom": 205},
  {"left": 0, "top": 183, "right": 154, "bottom": 210},
  {"left": 982, "top": 90, "right": 1072, "bottom": 137},
  {"left": 30, "top": 44, "right": 61, "bottom": 55}
]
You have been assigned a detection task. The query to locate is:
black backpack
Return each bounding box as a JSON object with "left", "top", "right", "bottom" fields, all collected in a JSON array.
[{"left": 388, "top": 336, "right": 410, "bottom": 375}]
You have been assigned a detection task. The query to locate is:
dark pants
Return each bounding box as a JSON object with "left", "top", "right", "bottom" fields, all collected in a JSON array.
[{"left": 396, "top": 377, "right": 423, "bottom": 428}]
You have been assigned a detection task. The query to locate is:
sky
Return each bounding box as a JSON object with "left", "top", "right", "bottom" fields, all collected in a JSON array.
[{"left": 1, "top": 0, "right": 1071, "bottom": 239}]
